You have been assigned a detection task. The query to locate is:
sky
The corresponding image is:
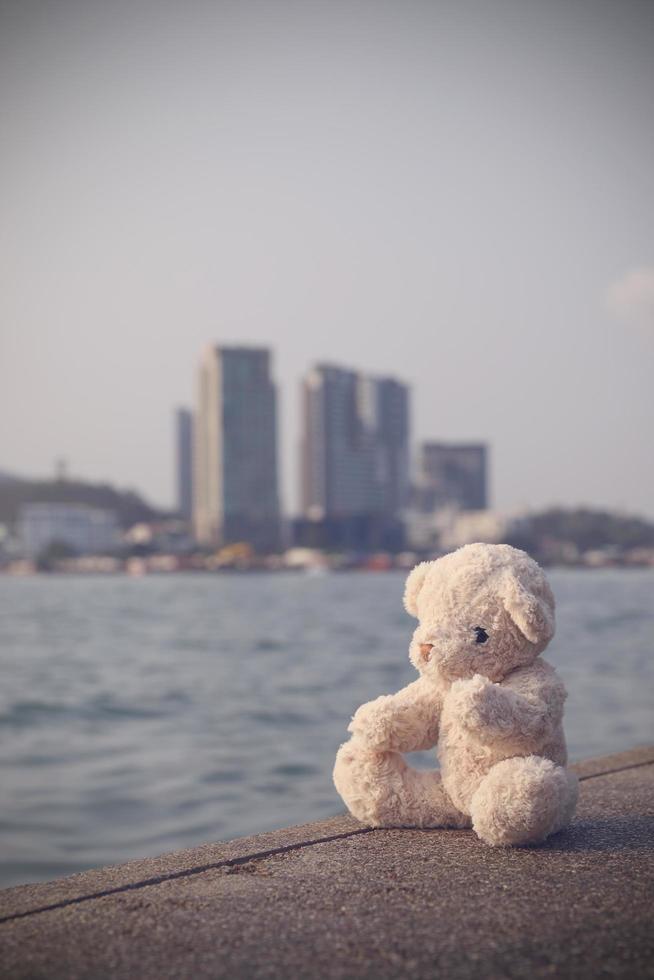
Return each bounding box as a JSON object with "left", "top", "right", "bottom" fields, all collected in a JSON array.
[{"left": 1, "top": 0, "right": 653, "bottom": 517}]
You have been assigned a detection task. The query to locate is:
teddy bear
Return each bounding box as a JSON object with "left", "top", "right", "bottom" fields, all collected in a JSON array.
[{"left": 333, "top": 542, "right": 578, "bottom": 846}]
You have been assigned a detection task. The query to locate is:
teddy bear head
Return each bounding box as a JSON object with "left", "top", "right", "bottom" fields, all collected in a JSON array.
[{"left": 403, "top": 543, "right": 555, "bottom": 684}]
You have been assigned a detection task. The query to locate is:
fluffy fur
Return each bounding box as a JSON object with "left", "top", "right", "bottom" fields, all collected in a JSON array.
[{"left": 333, "top": 543, "right": 578, "bottom": 846}]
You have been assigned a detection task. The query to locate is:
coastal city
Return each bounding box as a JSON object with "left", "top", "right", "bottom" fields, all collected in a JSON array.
[{"left": 1, "top": 344, "right": 653, "bottom": 575}]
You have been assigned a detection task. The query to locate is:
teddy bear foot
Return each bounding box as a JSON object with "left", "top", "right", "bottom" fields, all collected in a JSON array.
[
  {"left": 470, "top": 755, "right": 579, "bottom": 847},
  {"left": 334, "top": 740, "right": 471, "bottom": 829}
]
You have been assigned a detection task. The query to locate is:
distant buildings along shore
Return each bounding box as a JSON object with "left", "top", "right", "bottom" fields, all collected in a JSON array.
[
  {"left": 175, "top": 345, "right": 488, "bottom": 553},
  {"left": 4, "top": 349, "right": 654, "bottom": 566}
]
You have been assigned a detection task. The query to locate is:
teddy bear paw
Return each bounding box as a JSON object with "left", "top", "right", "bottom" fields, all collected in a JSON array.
[
  {"left": 347, "top": 695, "right": 397, "bottom": 750},
  {"left": 447, "top": 674, "right": 507, "bottom": 734}
]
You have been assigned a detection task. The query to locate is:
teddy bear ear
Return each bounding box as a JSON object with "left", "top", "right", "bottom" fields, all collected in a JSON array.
[
  {"left": 403, "top": 561, "right": 431, "bottom": 617},
  {"left": 497, "top": 569, "right": 555, "bottom": 646}
]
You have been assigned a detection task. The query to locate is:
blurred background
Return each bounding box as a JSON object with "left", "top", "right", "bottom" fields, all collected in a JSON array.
[{"left": 1, "top": 0, "right": 653, "bottom": 888}]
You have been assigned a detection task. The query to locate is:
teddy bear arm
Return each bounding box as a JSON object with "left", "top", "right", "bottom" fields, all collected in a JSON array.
[
  {"left": 450, "top": 672, "right": 563, "bottom": 746},
  {"left": 482, "top": 670, "right": 566, "bottom": 744},
  {"left": 501, "top": 666, "right": 567, "bottom": 737},
  {"left": 492, "top": 686, "right": 553, "bottom": 742},
  {"left": 348, "top": 679, "right": 441, "bottom": 752}
]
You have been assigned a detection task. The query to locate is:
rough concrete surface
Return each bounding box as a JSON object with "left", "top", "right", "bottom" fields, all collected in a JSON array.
[{"left": 1, "top": 746, "right": 653, "bottom": 979}]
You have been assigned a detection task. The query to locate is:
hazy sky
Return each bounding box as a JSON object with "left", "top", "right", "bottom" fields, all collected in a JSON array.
[{"left": 1, "top": 0, "right": 653, "bottom": 516}]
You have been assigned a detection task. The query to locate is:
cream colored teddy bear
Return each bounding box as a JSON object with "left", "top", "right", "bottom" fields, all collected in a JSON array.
[{"left": 333, "top": 543, "right": 578, "bottom": 846}]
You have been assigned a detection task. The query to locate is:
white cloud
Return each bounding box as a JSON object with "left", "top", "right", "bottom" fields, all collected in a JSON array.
[{"left": 606, "top": 266, "right": 654, "bottom": 334}]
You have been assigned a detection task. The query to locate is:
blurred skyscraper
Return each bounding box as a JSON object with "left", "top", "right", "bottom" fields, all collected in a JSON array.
[
  {"left": 416, "top": 443, "right": 488, "bottom": 511},
  {"left": 299, "top": 364, "right": 409, "bottom": 550},
  {"left": 175, "top": 408, "right": 193, "bottom": 521},
  {"left": 193, "top": 346, "right": 280, "bottom": 552}
]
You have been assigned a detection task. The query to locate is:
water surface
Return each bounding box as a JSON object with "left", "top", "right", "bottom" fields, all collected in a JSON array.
[{"left": 1, "top": 569, "right": 652, "bottom": 888}]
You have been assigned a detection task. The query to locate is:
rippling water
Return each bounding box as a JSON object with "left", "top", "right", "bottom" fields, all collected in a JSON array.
[{"left": 1, "top": 569, "right": 652, "bottom": 888}]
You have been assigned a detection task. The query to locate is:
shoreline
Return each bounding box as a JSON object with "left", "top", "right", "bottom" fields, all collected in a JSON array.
[{"left": 3, "top": 561, "right": 654, "bottom": 578}]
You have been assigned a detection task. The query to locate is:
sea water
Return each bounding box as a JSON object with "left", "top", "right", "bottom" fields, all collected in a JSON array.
[{"left": 0, "top": 568, "right": 652, "bottom": 888}]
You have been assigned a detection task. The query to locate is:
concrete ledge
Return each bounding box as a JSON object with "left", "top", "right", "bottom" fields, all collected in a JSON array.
[
  {"left": 1, "top": 746, "right": 653, "bottom": 978},
  {"left": 0, "top": 813, "right": 369, "bottom": 923},
  {"left": 569, "top": 743, "right": 654, "bottom": 780}
]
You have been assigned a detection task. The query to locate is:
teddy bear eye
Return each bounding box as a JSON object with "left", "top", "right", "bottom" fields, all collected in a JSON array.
[{"left": 473, "top": 626, "right": 489, "bottom": 644}]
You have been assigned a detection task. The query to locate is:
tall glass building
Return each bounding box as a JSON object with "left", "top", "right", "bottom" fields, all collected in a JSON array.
[
  {"left": 175, "top": 407, "right": 193, "bottom": 521},
  {"left": 193, "top": 346, "right": 280, "bottom": 552},
  {"left": 300, "top": 364, "right": 409, "bottom": 549}
]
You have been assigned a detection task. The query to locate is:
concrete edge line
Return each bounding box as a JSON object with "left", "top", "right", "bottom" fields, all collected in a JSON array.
[
  {"left": 1, "top": 756, "right": 652, "bottom": 926},
  {"left": 575, "top": 757, "right": 654, "bottom": 782},
  {"left": 0, "top": 827, "right": 376, "bottom": 926}
]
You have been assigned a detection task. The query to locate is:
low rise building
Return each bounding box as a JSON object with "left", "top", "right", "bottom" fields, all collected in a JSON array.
[{"left": 18, "top": 503, "right": 119, "bottom": 557}]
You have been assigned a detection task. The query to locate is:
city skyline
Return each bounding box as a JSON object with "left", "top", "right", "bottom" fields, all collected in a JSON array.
[
  {"left": 1, "top": 332, "right": 651, "bottom": 521},
  {"left": 178, "top": 350, "right": 492, "bottom": 536},
  {"left": 2, "top": 1, "right": 653, "bottom": 517},
  {"left": 175, "top": 346, "right": 494, "bottom": 551}
]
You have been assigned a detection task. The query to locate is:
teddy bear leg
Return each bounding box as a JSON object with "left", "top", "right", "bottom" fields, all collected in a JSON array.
[
  {"left": 470, "top": 755, "right": 578, "bottom": 847},
  {"left": 333, "top": 740, "right": 471, "bottom": 829}
]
